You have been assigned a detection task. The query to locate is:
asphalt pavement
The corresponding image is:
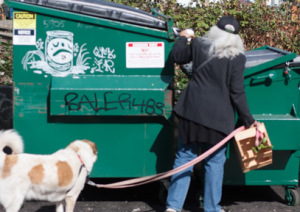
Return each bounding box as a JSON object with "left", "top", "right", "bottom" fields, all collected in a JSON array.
[{"left": 0, "top": 178, "right": 299, "bottom": 212}]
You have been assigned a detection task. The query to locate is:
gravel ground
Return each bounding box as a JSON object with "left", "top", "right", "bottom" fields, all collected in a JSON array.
[{"left": 0, "top": 179, "right": 299, "bottom": 212}]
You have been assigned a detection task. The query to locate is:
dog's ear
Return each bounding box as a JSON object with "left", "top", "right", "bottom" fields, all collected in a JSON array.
[
  {"left": 82, "top": 140, "right": 98, "bottom": 155},
  {"left": 3, "top": 146, "right": 13, "bottom": 154}
]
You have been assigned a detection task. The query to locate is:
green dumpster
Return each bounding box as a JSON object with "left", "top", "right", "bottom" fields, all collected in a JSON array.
[
  {"left": 224, "top": 46, "right": 300, "bottom": 205},
  {"left": 7, "top": 0, "right": 175, "bottom": 178}
]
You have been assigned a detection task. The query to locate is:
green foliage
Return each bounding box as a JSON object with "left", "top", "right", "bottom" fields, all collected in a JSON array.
[
  {"left": 174, "top": 66, "right": 190, "bottom": 100},
  {"left": 235, "top": 0, "right": 299, "bottom": 52},
  {"left": 0, "top": 40, "right": 13, "bottom": 85},
  {"left": 112, "top": 0, "right": 299, "bottom": 53}
]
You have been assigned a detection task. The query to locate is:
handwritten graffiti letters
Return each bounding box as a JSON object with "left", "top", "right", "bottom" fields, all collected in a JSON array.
[{"left": 64, "top": 91, "right": 165, "bottom": 115}]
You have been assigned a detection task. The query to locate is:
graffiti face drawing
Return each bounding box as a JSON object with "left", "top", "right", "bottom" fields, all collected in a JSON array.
[
  {"left": 22, "top": 29, "right": 116, "bottom": 77},
  {"left": 45, "top": 31, "right": 74, "bottom": 72},
  {"left": 47, "top": 38, "right": 73, "bottom": 63}
]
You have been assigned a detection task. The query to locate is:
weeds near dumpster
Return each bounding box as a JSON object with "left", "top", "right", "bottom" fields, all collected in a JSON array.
[
  {"left": 0, "top": 39, "right": 13, "bottom": 85},
  {"left": 174, "top": 66, "right": 189, "bottom": 100}
]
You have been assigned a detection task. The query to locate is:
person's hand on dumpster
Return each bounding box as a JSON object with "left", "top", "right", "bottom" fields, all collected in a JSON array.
[{"left": 179, "top": 29, "right": 194, "bottom": 40}]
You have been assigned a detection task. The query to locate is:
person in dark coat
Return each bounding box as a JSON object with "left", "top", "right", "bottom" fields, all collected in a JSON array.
[{"left": 165, "top": 16, "right": 258, "bottom": 212}]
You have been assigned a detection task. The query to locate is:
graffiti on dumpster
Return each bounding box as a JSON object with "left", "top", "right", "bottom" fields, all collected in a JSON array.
[
  {"left": 43, "top": 20, "right": 65, "bottom": 29},
  {"left": 91, "top": 47, "right": 116, "bottom": 74},
  {"left": 22, "top": 30, "right": 117, "bottom": 77},
  {"left": 64, "top": 91, "right": 164, "bottom": 115}
]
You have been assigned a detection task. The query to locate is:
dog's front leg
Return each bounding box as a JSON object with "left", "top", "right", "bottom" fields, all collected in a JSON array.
[
  {"left": 65, "top": 181, "right": 86, "bottom": 212},
  {"left": 65, "top": 170, "right": 87, "bottom": 212},
  {"left": 5, "top": 202, "right": 23, "bottom": 212},
  {"left": 56, "top": 201, "right": 64, "bottom": 212},
  {"left": 65, "top": 196, "right": 77, "bottom": 212},
  {"left": 4, "top": 192, "right": 25, "bottom": 212}
]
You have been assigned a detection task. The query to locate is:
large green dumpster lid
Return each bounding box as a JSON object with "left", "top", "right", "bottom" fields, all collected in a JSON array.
[
  {"left": 244, "top": 46, "right": 297, "bottom": 72},
  {"left": 8, "top": 0, "right": 167, "bottom": 30}
]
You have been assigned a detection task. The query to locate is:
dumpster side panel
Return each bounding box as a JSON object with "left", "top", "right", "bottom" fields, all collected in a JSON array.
[
  {"left": 225, "top": 48, "right": 300, "bottom": 187},
  {"left": 224, "top": 147, "right": 299, "bottom": 186},
  {"left": 244, "top": 67, "right": 300, "bottom": 150},
  {"left": 15, "top": 12, "right": 174, "bottom": 80},
  {"left": 12, "top": 8, "right": 175, "bottom": 177}
]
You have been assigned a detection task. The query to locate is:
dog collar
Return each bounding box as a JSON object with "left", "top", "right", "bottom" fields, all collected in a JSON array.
[
  {"left": 66, "top": 155, "right": 89, "bottom": 194},
  {"left": 77, "top": 154, "right": 91, "bottom": 175},
  {"left": 77, "top": 155, "right": 84, "bottom": 164}
]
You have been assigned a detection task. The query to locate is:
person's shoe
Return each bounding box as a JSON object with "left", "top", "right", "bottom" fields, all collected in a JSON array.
[
  {"left": 165, "top": 208, "right": 178, "bottom": 212},
  {"left": 221, "top": 209, "right": 230, "bottom": 212}
]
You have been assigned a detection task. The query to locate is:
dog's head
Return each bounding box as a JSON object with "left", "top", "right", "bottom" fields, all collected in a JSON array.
[{"left": 67, "top": 139, "right": 98, "bottom": 173}]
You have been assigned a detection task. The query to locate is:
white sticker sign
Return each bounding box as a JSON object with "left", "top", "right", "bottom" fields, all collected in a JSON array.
[
  {"left": 13, "top": 12, "right": 36, "bottom": 45},
  {"left": 126, "top": 42, "right": 165, "bottom": 68}
]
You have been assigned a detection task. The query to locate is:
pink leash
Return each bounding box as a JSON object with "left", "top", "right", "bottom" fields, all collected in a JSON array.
[{"left": 87, "top": 126, "right": 245, "bottom": 189}]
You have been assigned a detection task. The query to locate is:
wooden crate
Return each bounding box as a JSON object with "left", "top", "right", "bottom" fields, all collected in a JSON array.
[{"left": 234, "top": 123, "right": 272, "bottom": 173}]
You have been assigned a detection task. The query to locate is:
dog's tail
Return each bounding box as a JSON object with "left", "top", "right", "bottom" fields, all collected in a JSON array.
[{"left": 0, "top": 129, "right": 24, "bottom": 155}]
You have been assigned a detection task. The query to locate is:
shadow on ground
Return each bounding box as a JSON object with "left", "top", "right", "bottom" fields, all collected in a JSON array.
[{"left": 77, "top": 177, "right": 294, "bottom": 212}]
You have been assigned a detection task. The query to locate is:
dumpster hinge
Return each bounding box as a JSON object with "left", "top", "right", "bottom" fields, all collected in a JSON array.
[
  {"left": 151, "top": 9, "right": 174, "bottom": 40},
  {"left": 283, "top": 62, "right": 292, "bottom": 85}
]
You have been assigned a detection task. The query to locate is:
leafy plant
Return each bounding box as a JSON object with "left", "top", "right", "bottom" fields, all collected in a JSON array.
[
  {"left": 0, "top": 39, "right": 13, "bottom": 85},
  {"left": 174, "top": 66, "right": 190, "bottom": 100}
]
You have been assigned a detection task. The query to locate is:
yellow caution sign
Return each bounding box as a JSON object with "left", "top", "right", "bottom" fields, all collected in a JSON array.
[
  {"left": 13, "top": 12, "right": 36, "bottom": 29},
  {"left": 13, "top": 12, "right": 36, "bottom": 45}
]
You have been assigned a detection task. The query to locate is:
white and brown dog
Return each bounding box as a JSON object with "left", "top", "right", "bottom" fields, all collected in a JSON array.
[{"left": 0, "top": 129, "right": 97, "bottom": 212}]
